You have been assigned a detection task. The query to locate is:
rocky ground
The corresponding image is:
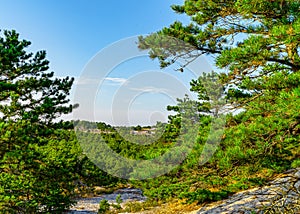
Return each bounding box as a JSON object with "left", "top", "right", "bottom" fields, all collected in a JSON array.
[
  {"left": 67, "top": 188, "right": 147, "bottom": 213},
  {"left": 194, "top": 168, "right": 300, "bottom": 214},
  {"left": 68, "top": 168, "right": 300, "bottom": 214}
]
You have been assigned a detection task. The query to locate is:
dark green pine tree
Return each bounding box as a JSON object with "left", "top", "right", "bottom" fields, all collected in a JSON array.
[
  {"left": 138, "top": 0, "right": 300, "bottom": 203},
  {"left": 138, "top": 0, "right": 300, "bottom": 107},
  {"left": 0, "top": 30, "right": 79, "bottom": 213}
]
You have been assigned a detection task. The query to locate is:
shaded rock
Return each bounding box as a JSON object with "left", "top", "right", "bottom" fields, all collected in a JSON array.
[{"left": 195, "top": 168, "right": 300, "bottom": 214}]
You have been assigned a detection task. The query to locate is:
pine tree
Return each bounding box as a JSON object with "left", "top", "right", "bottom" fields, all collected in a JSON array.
[
  {"left": 139, "top": 0, "right": 300, "bottom": 107},
  {"left": 0, "top": 30, "right": 78, "bottom": 212}
]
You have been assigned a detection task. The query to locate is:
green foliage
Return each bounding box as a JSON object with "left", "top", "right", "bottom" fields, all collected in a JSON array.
[
  {"left": 0, "top": 30, "right": 75, "bottom": 124},
  {"left": 190, "top": 71, "right": 225, "bottom": 117},
  {"left": 179, "top": 189, "right": 230, "bottom": 204},
  {"left": 111, "top": 194, "right": 123, "bottom": 210},
  {"left": 134, "top": 0, "right": 300, "bottom": 209},
  {"left": 133, "top": 125, "right": 142, "bottom": 131},
  {"left": 115, "top": 194, "right": 123, "bottom": 204},
  {"left": 122, "top": 200, "right": 161, "bottom": 213},
  {"left": 0, "top": 30, "right": 78, "bottom": 212},
  {"left": 98, "top": 199, "right": 110, "bottom": 213},
  {"left": 70, "top": 0, "right": 300, "bottom": 204},
  {"left": 139, "top": 0, "right": 300, "bottom": 108},
  {"left": 291, "top": 159, "right": 300, "bottom": 168},
  {"left": 3, "top": 0, "right": 299, "bottom": 211}
]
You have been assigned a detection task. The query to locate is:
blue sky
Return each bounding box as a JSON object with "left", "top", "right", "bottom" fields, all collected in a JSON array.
[
  {"left": 1, "top": 0, "right": 188, "bottom": 77},
  {"left": 1, "top": 0, "right": 214, "bottom": 126}
]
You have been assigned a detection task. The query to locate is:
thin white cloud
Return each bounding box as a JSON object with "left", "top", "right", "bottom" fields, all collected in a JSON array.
[
  {"left": 72, "top": 77, "right": 128, "bottom": 86},
  {"left": 104, "top": 77, "right": 128, "bottom": 85},
  {"left": 130, "top": 86, "right": 169, "bottom": 93}
]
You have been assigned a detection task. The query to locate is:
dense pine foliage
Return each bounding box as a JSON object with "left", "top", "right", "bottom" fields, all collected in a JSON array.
[
  {"left": 1, "top": 0, "right": 300, "bottom": 213},
  {"left": 136, "top": 0, "right": 300, "bottom": 207},
  {"left": 0, "top": 31, "right": 118, "bottom": 213}
]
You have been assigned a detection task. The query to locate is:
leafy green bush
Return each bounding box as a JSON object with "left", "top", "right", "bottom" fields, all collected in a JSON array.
[
  {"left": 179, "top": 189, "right": 230, "bottom": 204},
  {"left": 98, "top": 199, "right": 110, "bottom": 213}
]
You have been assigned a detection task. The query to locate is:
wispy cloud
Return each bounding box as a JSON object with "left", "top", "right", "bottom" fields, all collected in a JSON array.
[
  {"left": 73, "top": 77, "right": 128, "bottom": 86},
  {"left": 130, "top": 87, "right": 169, "bottom": 93},
  {"left": 104, "top": 77, "right": 128, "bottom": 85}
]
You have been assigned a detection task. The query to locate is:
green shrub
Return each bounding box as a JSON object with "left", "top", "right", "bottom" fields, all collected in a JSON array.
[
  {"left": 98, "top": 199, "right": 110, "bottom": 213},
  {"left": 179, "top": 189, "right": 230, "bottom": 204}
]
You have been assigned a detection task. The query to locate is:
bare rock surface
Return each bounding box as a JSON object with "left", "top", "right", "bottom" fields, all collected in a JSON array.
[
  {"left": 67, "top": 168, "right": 300, "bottom": 214},
  {"left": 194, "top": 168, "right": 300, "bottom": 214}
]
